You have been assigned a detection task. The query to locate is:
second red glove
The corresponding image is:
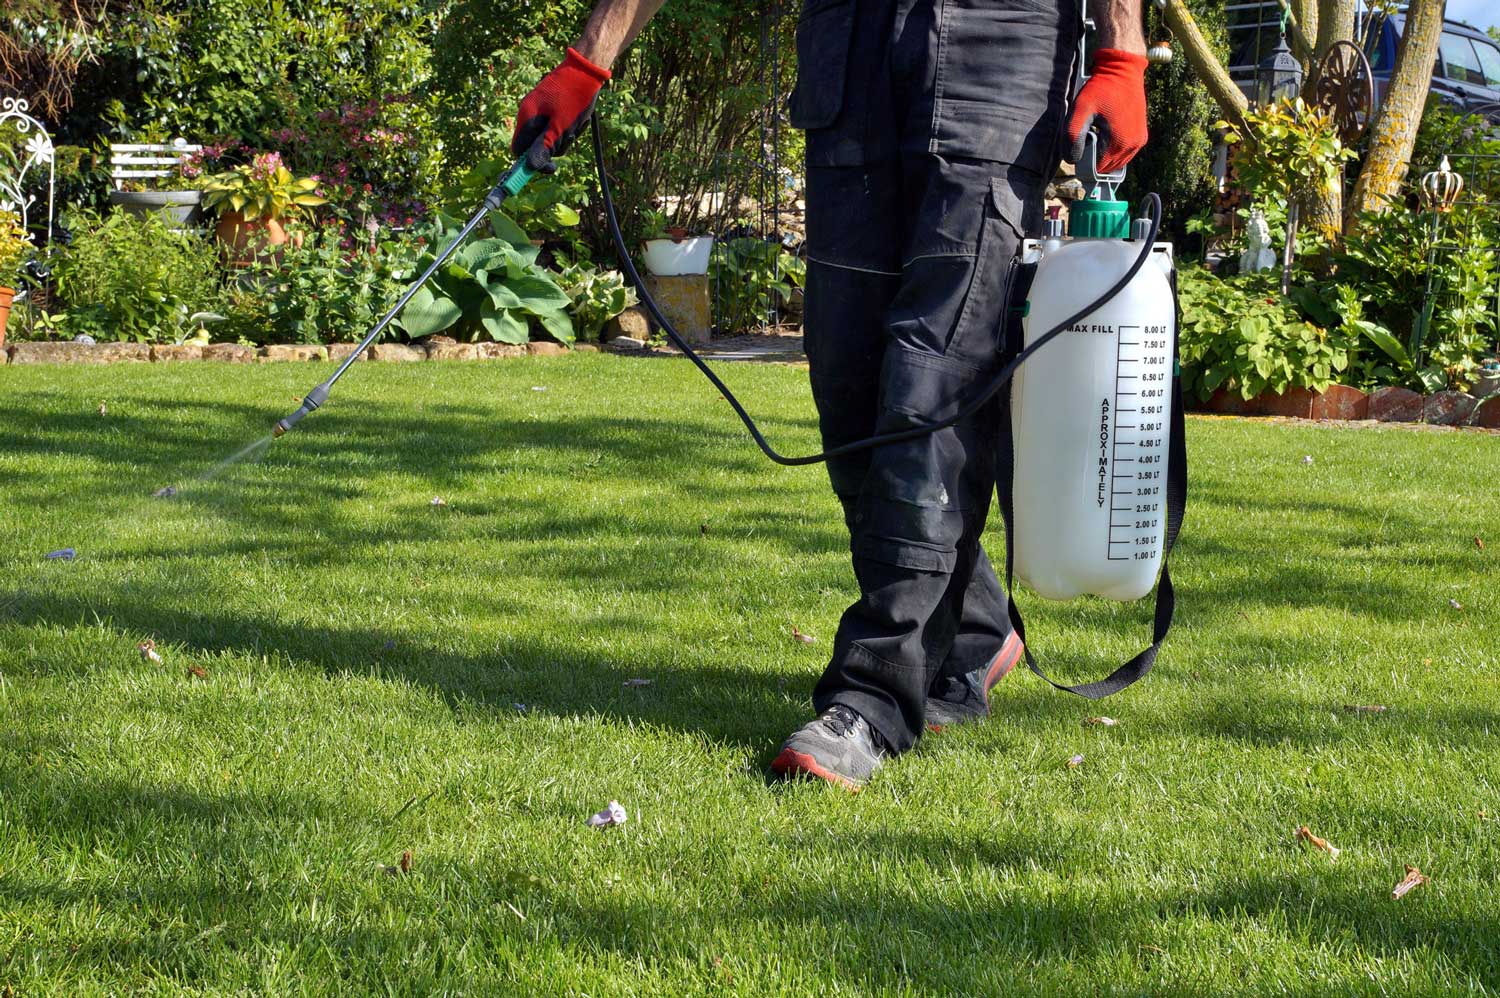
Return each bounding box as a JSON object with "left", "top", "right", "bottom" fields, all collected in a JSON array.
[
  {"left": 1067, "top": 49, "right": 1149, "bottom": 175},
  {"left": 511, "top": 47, "right": 612, "bottom": 172}
]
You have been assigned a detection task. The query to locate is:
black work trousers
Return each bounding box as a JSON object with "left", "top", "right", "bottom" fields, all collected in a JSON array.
[{"left": 793, "top": 0, "right": 1080, "bottom": 752}]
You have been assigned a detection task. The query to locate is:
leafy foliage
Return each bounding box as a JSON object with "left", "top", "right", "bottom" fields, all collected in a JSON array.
[
  {"left": 1177, "top": 266, "right": 1357, "bottom": 400},
  {"left": 1119, "top": 0, "right": 1224, "bottom": 245},
  {"left": 0, "top": 210, "right": 34, "bottom": 282},
  {"left": 1219, "top": 98, "right": 1357, "bottom": 211},
  {"left": 396, "top": 213, "right": 574, "bottom": 345},
  {"left": 226, "top": 225, "right": 423, "bottom": 346},
  {"left": 202, "top": 153, "right": 326, "bottom": 222},
  {"left": 50, "top": 208, "right": 221, "bottom": 343},
  {"left": 710, "top": 237, "right": 803, "bottom": 335},
  {"left": 557, "top": 264, "right": 635, "bottom": 342}
]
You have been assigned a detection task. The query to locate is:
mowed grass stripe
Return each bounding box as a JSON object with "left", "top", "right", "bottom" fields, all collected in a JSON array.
[{"left": 1, "top": 356, "right": 1496, "bottom": 994}]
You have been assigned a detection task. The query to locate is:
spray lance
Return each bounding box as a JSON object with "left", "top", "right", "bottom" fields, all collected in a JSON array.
[
  {"left": 271, "top": 159, "right": 539, "bottom": 437},
  {"left": 274, "top": 121, "right": 1182, "bottom": 698}
]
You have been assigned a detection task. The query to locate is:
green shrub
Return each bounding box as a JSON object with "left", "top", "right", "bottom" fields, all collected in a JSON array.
[
  {"left": 1119, "top": 0, "right": 1224, "bottom": 245},
  {"left": 710, "top": 237, "right": 802, "bottom": 335},
  {"left": 230, "top": 225, "right": 424, "bottom": 346},
  {"left": 1333, "top": 199, "right": 1498, "bottom": 391},
  {"left": 1177, "top": 266, "right": 1357, "bottom": 400},
  {"left": 51, "top": 209, "right": 223, "bottom": 343},
  {"left": 558, "top": 264, "right": 635, "bottom": 342}
]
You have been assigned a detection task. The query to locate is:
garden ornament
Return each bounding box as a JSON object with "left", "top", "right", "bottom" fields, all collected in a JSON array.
[
  {"left": 1240, "top": 209, "right": 1276, "bottom": 272},
  {"left": 1314, "top": 41, "right": 1373, "bottom": 145}
]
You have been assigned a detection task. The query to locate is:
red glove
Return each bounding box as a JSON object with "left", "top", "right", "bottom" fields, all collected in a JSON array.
[
  {"left": 511, "top": 47, "right": 612, "bottom": 173},
  {"left": 1067, "top": 49, "right": 1149, "bottom": 175}
]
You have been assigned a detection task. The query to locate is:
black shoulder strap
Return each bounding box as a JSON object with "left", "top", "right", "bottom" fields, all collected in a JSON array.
[{"left": 995, "top": 267, "right": 1187, "bottom": 699}]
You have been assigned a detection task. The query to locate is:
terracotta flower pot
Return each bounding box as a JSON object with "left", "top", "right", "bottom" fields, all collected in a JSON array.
[
  {"left": 215, "top": 210, "right": 302, "bottom": 266},
  {"left": 0, "top": 286, "right": 14, "bottom": 349}
]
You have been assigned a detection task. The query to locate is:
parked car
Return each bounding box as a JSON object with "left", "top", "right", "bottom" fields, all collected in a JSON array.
[
  {"left": 1367, "top": 14, "right": 1500, "bottom": 122},
  {"left": 1225, "top": 2, "right": 1500, "bottom": 122}
]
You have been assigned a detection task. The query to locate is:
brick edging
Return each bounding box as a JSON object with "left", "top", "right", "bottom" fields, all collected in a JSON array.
[
  {"left": 1195, "top": 384, "right": 1500, "bottom": 430},
  {"left": 1, "top": 339, "right": 596, "bottom": 365}
]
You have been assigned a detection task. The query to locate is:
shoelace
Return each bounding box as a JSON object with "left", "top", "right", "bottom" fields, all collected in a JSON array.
[{"left": 821, "top": 704, "right": 862, "bottom": 738}]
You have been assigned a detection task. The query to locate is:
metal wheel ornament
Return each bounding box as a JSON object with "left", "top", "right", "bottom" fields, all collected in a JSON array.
[{"left": 1315, "top": 40, "right": 1373, "bottom": 145}]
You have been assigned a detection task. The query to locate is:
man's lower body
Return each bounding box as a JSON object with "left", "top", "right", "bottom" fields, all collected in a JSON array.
[{"left": 772, "top": 0, "right": 1080, "bottom": 787}]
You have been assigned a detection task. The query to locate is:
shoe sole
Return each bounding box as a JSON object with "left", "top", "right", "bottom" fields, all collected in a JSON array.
[
  {"left": 927, "top": 632, "right": 1025, "bottom": 733},
  {"left": 982, "top": 631, "right": 1026, "bottom": 705},
  {"left": 771, "top": 747, "right": 863, "bottom": 792}
]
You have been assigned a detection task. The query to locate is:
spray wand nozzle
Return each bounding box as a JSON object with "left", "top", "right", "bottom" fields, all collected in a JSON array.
[
  {"left": 270, "top": 155, "right": 539, "bottom": 438},
  {"left": 272, "top": 382, "right": 331, "bottom": 437}
]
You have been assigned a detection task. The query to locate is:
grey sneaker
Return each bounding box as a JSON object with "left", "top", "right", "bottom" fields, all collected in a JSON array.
[
  {"left": 771, "top": 704, "right": 888, "bottom": 791},
  {"left": 924, "top": 632, "right": 1025, "bottom": 730}
]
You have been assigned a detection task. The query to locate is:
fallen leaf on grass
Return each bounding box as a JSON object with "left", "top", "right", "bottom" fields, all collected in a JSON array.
[
  {"left": 623, "top": 678, "right": 652, "bottom": 688},
  {"left": 1343, "top": 704, "right": 1387, "bottom": 713},
  {"left": 430, "top": 496, "right": 447, "bottom": 507},
  {"left": 1083, "top": 716, "right": 1119, "bottom": 727},
  {"left": 98, "top": 403, "right": 107, "bottom": 416},
  {"left": 379, "top": 850, "right": 414, "bottom": 876},
  {"left": 1449, "top": 599, "right": 1464, "bottom": 611},
  {"left": 1295, "top": 825, "right": 1341, "bottom": 860},
  {"left": 185, "top": 664, "right": 208, "bottom": 680},
  {"left": 1476, "top": 536, "right": 1485, "bottom": 552},
  {"left": 138, "top": 640, "right": 163, "bottom": 664},
  {"left": 152, "top": 486, "right": 178, "bottom": 499},
  {"left": 1066, "top": 754, "right": 1085, "bottom": 769},
  {"left": 44, "top": 548, "right": 76, "bottom": 561},
  {"left": 587, "top": 800, "right": 628, "bottom": 828},
  {"left": 791, "top": 625, "right": 816, "bottom": 644},
  {"left": 1391, "top": 865, "right": 1428, "bottom": 899}
]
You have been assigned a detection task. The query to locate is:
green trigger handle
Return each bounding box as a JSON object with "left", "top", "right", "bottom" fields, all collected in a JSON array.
[{"left": 486, "top": 159, "right": 538, "bottom": 210}]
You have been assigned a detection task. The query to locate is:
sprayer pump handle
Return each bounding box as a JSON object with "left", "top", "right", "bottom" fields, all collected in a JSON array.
[{"left": 1077, "top": 130, "right": 1127, "bottom": 201}]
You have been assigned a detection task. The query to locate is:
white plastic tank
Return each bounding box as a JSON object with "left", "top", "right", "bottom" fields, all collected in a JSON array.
[{"left": 1010, "top": 204, "right": 1175, "bottom": 602}]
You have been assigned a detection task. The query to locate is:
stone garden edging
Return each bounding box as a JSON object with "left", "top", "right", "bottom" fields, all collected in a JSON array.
[
  {"left": 2, "top": 338, "right": 596, "bottom": 366},
  {"left": 1197, "top": 384, "right": 1500, "bottom": 430}
]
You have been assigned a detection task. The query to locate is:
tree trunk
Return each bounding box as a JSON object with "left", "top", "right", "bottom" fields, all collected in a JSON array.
[
  {"left": 1301, "top": 0, "right": 1357, "bottom": 249},
  {"left": 1162, "top": 0, "right": 1247, "bottom": 125},
  {"left": 1288, "top": 0, "right": 1318, "bottom": 63},
  {"left": 1347, "top": 0, "right": 1446, "bottom": 225}
]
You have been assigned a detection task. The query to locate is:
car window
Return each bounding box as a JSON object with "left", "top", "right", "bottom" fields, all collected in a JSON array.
[
  {"left": 1439, "top": 32, "right": 1484, "bottom": 85},
  {"left": 1472, "top": 36, "right": 1500, "bottom": 89}
]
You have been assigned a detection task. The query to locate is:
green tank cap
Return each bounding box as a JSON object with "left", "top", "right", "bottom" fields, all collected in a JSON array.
[{"left": 1070, "top": 197, "right": 1131, "bottom": 239}]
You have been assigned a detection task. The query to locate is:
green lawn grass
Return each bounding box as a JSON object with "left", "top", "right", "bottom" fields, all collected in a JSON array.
[{"left": 2, "top": 355, "right": 1498, "bottom": 995}]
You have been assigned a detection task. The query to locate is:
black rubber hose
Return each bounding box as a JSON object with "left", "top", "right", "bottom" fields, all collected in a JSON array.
[{"left": 589, "top": 114, "right": 1162, "bottom": 467}]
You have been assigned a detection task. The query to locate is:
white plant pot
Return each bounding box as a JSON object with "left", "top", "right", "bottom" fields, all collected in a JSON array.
[{"left": 642, "top": 236, "right": 714, "bottom": 276}]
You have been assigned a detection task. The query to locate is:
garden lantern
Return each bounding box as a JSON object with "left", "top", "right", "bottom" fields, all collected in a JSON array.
[
  {"left": 1256, "top": 32, "right": 1304, "bottom": 106},
  {"left": 1420, "top": 155, "right": 1464, "bottom": 213},
  {"left": 1147, "top": 40, "right": 1173, "bottom": 65}
]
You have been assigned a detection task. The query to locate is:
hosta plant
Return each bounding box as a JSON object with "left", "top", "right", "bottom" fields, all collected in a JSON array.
[
  {"left": 396, "top": 212, "right": 574, "bottom": 344},
  {"left": 202, "top": 152, "right": 326, "bottom": 222}
]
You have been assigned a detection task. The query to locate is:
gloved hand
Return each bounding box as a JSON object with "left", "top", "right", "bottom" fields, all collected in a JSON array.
[
  {"left": 1067, "top": 49, "right": 1149, "bottom": 175},
  {"left": 510, "top": 47, "right": 612, "bottom": 173}
]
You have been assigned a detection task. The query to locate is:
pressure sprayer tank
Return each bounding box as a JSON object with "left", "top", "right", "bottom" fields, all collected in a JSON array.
[{"left": 1010, "top": 195, "right": 1175, "bottom": 602}]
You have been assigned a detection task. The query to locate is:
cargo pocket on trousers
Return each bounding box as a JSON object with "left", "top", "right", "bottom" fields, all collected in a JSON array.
[
  {"left": 788, "top": 0, "right": 856, "bottom": 131},
  {"left": 946, "top": 177, "right": 1030, "bottom": 367}
]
